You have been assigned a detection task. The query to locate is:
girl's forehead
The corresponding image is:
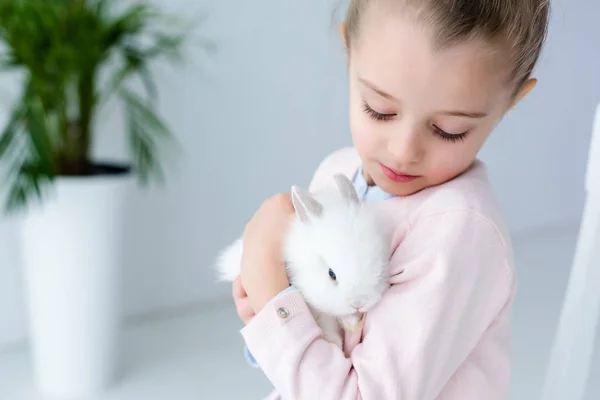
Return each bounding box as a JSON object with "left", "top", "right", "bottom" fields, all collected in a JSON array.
[{"left": 352, "top": 13, "right": 513, "bottom": 109}]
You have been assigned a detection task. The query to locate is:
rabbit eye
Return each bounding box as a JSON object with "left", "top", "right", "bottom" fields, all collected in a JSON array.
[{"left": 328, "top": 268, "right": 337, "bottom": 281}]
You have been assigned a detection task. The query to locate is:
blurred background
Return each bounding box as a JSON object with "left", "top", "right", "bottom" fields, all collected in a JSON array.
[{"left": 0, "top": 0, "right": 598, "bottom": 399}]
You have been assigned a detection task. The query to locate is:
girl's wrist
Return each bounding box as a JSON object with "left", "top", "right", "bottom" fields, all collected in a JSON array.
[
  {"left": 251, "top": 279, "right": 290, "bottom": 313},
  {"left": 249, "top": 258, "right": 290, "bottom": 313}
]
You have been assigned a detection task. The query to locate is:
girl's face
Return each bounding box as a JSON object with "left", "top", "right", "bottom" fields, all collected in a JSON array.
[{"left": 347, "top": 11, "right": 534, "bottom": 196}]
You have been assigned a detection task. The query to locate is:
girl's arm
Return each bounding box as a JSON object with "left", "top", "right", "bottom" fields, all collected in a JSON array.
[{"left": 241, "top": 210, "right": 514, "bottom": 400}]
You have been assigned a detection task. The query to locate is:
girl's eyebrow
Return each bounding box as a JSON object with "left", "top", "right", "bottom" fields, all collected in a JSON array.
[
  {"left": 359, "top": 77, "right": 399, "bottom": 103},
  {"left": 359, "top": 77, "right": 488, "bottom": 119},
  {"left": 439, "top": 110, "right": 488, "bottom": 118}
]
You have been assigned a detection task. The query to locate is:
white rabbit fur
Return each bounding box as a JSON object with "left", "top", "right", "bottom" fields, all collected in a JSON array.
[{"left": 215, "top": 174, "right": 390, "bottom": 348}]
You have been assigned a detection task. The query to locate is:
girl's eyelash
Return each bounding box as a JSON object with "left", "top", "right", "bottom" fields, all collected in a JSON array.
[
  {"left": 362, "top": 101, "right": 468, "bottom": 142},
  {"left": 362, "top": 101, "right": 396, "bottom": 121},
  {"left": 432, "top": 125, "right": 468, "bottom": 143}
]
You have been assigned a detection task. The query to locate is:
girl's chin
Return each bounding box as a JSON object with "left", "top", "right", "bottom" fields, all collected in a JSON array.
[{"left": 373, "top": 176, "right": 427, "bottom": 197}]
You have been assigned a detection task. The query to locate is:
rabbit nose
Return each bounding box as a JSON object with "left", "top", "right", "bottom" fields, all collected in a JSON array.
[{"left": 352, "top": 302, "right": 365, "bottom": 311}]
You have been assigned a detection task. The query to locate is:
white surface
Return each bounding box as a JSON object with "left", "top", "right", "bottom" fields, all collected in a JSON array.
[
  {"left": 0, "top": 302, "right": 273, "bottom": 400},
  {"left": 541, "top": 105, "right": 600, "bottom": 400},
  {"left": 540, "top": 194, "right": 600, "bottom": 400},
  {"left": 1, "top": 223, "right": 599, "bottom": 400},
  {"left": 0, "top": 216, "right": 27, "bottom": 348},
  {"left": 1, "top": 0, "right": 600, "bottom": 348},
  {"left": 587, "top": 104, "right": 600, "bottom": 193},
  {"left": 19, "top": 175, "right": 132, "bottom": 397}
]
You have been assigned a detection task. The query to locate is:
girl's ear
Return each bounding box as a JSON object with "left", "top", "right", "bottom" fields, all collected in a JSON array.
[
  {"left": 333, "top": 174, "right": 359, "bottom": 205},
  {"left": 291, "top": 186, "right": 323, "bottom": 223},
  {"left": 509, "top": 78, "right": 537, "bottom": 110},
  {"left": 339, "top": 22, "right": 348, "bottom": 50}
]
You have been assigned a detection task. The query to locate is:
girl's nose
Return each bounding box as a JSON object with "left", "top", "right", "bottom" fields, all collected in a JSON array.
[{"left": 387, "top": 127, "right": 423, "bottom": 165}]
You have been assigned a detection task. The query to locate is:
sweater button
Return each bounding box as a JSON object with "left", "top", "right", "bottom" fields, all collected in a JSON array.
[{"left": 277, "top": 307, "right": 290, "bottom": 319}]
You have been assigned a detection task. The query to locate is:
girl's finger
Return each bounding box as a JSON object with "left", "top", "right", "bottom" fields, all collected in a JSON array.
[
  {"left": 235, "top": 298, "right": 255, "bottom": 323},
  {"left": 232, "top": 276, "right": 247, "bottom": 299}
]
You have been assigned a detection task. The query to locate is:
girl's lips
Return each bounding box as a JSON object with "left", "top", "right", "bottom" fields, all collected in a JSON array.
[{"left": 379, "top": 163, "right": 419, "bottom": 183}]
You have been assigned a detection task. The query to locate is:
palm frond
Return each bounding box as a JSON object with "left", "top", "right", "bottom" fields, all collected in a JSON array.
[
  {"left": 121, "top": 45, "right": 158, "bottom": 102},
  {"left": 2, "top": 87, "right": 56, "bottom": 212},
  {"left": 138, "top": 64, "right": 158, "bottom": 103},
  {"left": 5, "top": 159, "right": 51, "bottom": 212},
  {"left": 144, "top": 32, "right": 187, "bottom": 62},
  {"left": 99, "top": 45, "right": 158, "bottom": 108},
  {"left": 101, "top": 4, "right": 155, "bottom": 49},
  {"left": 122, "top": 88, "right": 173, "bottom": 184},
  {"left": 0, "top": 51, "right": 19, "bottom": 71},
  {"left": 0, "top": 103, "right": 25, "bottom": 160},
  {"left": 22, "top": 86, "right": 56, "bottom": 176},
  {"left": 121, "top": 89, "right": 171, "bottom": 137},
  {"left": 0, "top": 0, "right": 201, "bottom": 213}
]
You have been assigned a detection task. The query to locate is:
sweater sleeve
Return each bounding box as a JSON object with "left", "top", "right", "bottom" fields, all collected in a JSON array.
[{"left": 240, "top": 210, "right": 514, "bottom": 400}]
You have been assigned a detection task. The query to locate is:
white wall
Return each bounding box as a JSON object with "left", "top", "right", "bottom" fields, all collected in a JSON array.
[
  {"left": 0, "top": 0, "right": 598, "bottom": 348},
  {"left": 480, "top": 1, "right": 599, "bottom": 230}
]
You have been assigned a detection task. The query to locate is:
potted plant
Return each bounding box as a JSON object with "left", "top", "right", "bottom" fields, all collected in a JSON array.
[{"left": 0, "top": 0, "right": 195, "bottom": 396}]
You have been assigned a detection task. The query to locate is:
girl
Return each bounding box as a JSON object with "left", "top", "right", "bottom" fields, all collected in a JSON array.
[{"left": 234, "top": 0, "right": 550, "bottom": 398}]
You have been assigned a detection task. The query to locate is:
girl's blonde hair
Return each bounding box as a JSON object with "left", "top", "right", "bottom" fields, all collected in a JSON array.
[{"left": 344, "top": 0, "right": 550, "bottom": 90}]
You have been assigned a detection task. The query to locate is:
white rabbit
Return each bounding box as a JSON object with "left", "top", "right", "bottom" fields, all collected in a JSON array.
[{"left": 215, "top": 174, "right": 390, "bottom": 348}]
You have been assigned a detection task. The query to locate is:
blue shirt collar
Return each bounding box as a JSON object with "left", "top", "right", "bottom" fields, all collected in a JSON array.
[{"left": 352, "top": 166, "right": 396, "bottom": 203}]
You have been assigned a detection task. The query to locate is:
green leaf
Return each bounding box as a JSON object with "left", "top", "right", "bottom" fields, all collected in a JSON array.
[
  {"left": 0, "top": 0, "right": 198, "bottom": 212},
  {"left": 122, "top": 45, "right": 158, "bottom": 102},
  {"left": 0, "top": 103, "right": 25, "bottom": 160},
  {"left": 23, "top": 88, "right": 55, "bottom": 176},
  {"left": 5, "top": 158, "right": 51, "bottom": 213},
  {"left": 99, "top": 46, "right": 158, "bottom": 107},
  {"left": 93, "top": 0, "right": 109, "bottom": 16},
  {"left": 121, "top": 89, "right": 171, "bottom": 139},
  {"left": 138, "top": 64, "right": 158, "bottom": 103},
  {"left": 145, "top": 33, "right": 187, "bottom": 62},
  {"left": 125, "top": 103, "right": 161, "bottom": 184},
  {"left": 102, "top": 4, "right": 154, "bottom": 49},
  {"left": 21, "top": 160, "right": 48, "bottom": 198},
  {"left": 5, "top": 180, "right": 27, "bottom": 212},
  {"left": 98, "top": 63, "right": 131, "bottom": 107},
  {"left": 0, "top": 51, "right": 20, "bottom": 71},
  {"left": 122, "top": 88, "right": 173, "bottom": 184}
]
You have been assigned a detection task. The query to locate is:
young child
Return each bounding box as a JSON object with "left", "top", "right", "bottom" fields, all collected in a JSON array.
[{"left": 232, "top": 0, "right": 550, "bottom": 398}]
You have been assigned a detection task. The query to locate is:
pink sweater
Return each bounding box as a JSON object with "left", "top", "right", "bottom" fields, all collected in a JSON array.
[{"left": 241, "top": 148, "right": 516, "bottom": 400}]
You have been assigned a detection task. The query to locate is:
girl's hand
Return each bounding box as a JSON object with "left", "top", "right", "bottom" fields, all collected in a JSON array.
[
  {"left": 240, "top": 193, "right": 294, "bottom": 314},
  {"left": 232, "top": 276, "right": 254, "bottom": 325}
]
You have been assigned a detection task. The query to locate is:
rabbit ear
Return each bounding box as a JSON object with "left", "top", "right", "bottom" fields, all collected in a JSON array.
[
  {"left": 291, "top": 186, "right": 323, "bottom": 223},
  {"left": 333, "top": 173, "right": 360, "bottom": 205}
]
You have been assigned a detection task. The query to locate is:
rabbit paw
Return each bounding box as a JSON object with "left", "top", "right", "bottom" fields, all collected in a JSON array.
[
  {"left": 340, "top": 313, "right": 364, "bottom": 332},
  {"left": 323, "top": 329, "right": 343, "bottom": 349}
]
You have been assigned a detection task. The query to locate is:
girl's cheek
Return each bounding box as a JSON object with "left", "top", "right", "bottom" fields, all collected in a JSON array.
[
  {"left": 428, "top": 145, "right": 476, "bottom": 183},
  {"left": 351, "top": 116, "right": 381, "bottom": 154},
  {"left": 428, "top": 159, "right": 463, "bottom": 184},
  {"left": 351, "top": 123, "right": 369, "bottom": 154}
]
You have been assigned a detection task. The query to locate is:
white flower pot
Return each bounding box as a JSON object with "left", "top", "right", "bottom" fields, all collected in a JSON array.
[{"left": 19, "top": 165, "right": 132, "bottom": 398}]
